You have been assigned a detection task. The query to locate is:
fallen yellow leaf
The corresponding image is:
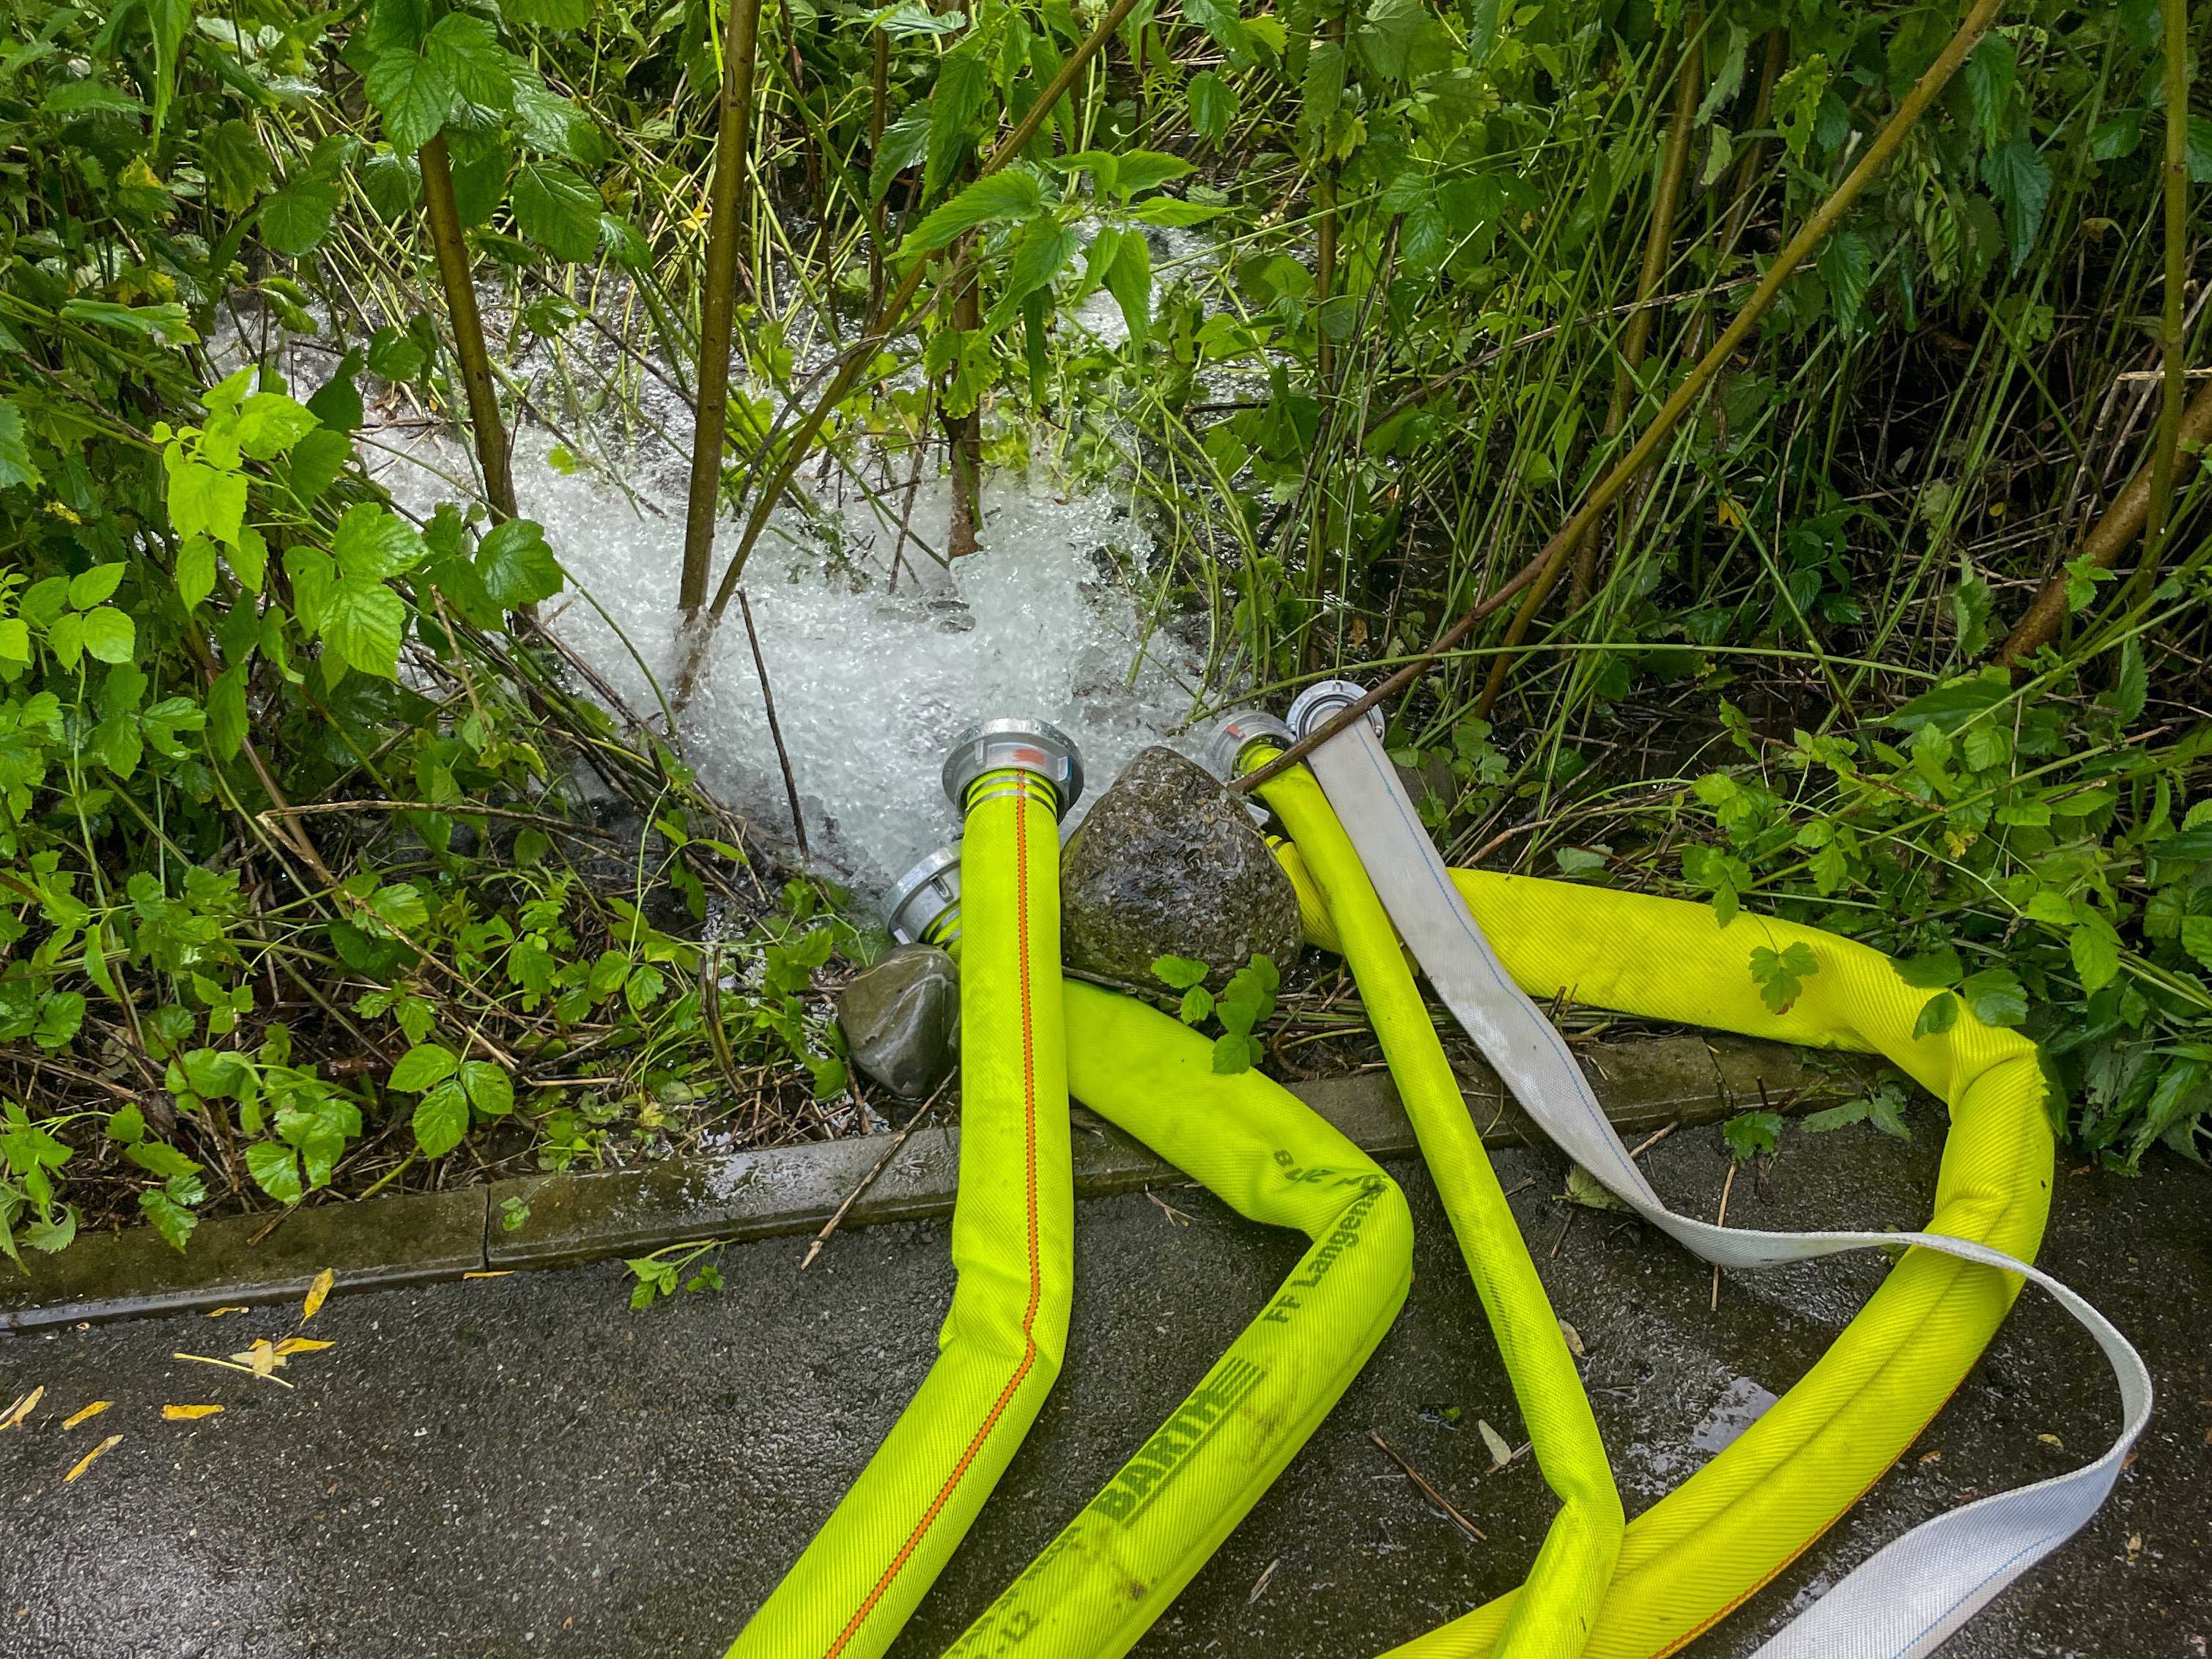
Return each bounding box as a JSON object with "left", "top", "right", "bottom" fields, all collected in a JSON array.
[
  {"left": 273, "top": 1337, "right": 333, "bottom": 1356},
  {"left": 163, "top": 1404, "right": 223, "bottom": 1421},
  {"left": 63, "top": 1434, "right": 121, "bottom": 1482},
  {"left": 230, "top": 1340, "right": 281, "bottom": 1378},
  {"left": 205, "top": 1307, "right": 249, "bottom": 1318},
  {"left": 0, "top": 1386, "right": 43, "bottom": 1432},
  {"left": 62, "top": 1401, "right": 112, "bottom": 1430},
  {"left": 303, "top": 1268, "right": 335, "bottom": 1322},
  {"left": 462, "top": 1271, "right": 512, "bottom": 1279}
]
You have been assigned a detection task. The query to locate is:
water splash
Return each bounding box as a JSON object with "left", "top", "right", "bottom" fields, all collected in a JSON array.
[{"left": 376, "top": 426, "right": 1209, "bottom": 906}]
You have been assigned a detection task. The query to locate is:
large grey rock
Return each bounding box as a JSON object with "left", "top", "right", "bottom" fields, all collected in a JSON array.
[
  {"left": 1060, "top": 745, "right": 1303, "bottom": 986},
  {"left": 837, "top": 944, "right": 959, "bottom": 1100}
]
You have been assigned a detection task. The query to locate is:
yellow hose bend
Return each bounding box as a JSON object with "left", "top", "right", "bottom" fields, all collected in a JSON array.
[
  {"left": 1254, "top": 756, "right": 1624, "bottom": 1659},
  {"left": 728, "top": 767, "right": 1073, "bottom": 1659},
  {"left": 944, "top": 979, "right": 1415, "bottom": 1659},
  {"left": 1271, "top": 843, "right": 2050, "bottom": 1659}
]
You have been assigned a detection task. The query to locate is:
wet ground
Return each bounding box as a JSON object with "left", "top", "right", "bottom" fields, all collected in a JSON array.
[{"left": 4, "top": 1105, "right": 2206, "bottom": 1659}]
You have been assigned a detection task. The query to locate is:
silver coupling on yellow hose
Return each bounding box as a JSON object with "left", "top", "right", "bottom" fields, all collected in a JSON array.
[
  {"left": 941, "top": 717, "right": 1084, "bottom": 819},
  {"left": 887, "top": 843, "right": 963, "bottom": 947},
  {"left": 1202, "top": 708, "right": 1294, "bottom": 780},
  {"left": 1286, "top": 679, "right": 1384, "bottom": 742}
]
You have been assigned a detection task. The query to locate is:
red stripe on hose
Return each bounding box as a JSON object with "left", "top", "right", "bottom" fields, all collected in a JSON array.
[{"left": 823, "top": 779, "right": 1046, "bottom": 1659}]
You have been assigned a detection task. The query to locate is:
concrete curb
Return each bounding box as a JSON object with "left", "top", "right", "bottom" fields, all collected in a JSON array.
[{"left": 1, "top": 1035, "right": 1873, "bottom": 1331}]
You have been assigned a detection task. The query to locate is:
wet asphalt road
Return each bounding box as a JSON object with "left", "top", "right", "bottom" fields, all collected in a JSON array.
[{"left": 4, "top": 1107, "right": 2206, "bottom": 1659}]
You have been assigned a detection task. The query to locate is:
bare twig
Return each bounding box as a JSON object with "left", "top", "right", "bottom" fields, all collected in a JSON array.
[
  {"left": 1369, "top": 1429, "right": 1487, "bottom": 1543},
  {"left": 799, "top": 1084, "right": 947, "bottom": 1269},
  {"left": 739, "top": 588, "right": 809, "bottom": 862}
]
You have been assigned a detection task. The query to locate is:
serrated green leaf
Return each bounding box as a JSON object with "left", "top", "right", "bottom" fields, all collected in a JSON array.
[
  {"left": 511, "top": 162, "right": 601, "bottom": 261},
  {"left": 358, "top": 146, "right": 423, "bottom": 218},
  {"left": 1105, "top": 229, "right": 1152, "bottom": 352},
  {"left": 261, "top": 180, "right": 341, "bottom": 256},
  {"left": 902, "top": 169, "right": 1048, "bottom": 257},
  {"left": 425, "top": 12, "right": 516, "bottom": 111},
  {"left": 1961, "top": 967, "right": 2028, "bottom": 1027},
  {"left": 1722, "top": 1109, "right": 1781, "bottom": 1161},
  {"left": 68, "top": 564, "right": 125, "bottom": 609},
  {"left": 320, "top": 581, "right": 405, "bottom": 679},
  {"left": 246, "top": 1139, "right": 304, "bottom": 1204},
  {"left": 232, "top": 392, "right": 319, "bottom": 460},
  {"left": 79, "top": 607, "right": 135, "bottom": 665},
  {"left": 476, "top": 517, "right": 563, "bottom": 607},
  {"left": 412, "top": 1079, "right": 470, "bottom": 1157},
  {"left": 333, "top": 503, "right": 427, "bottom": 582},
  {"left": 1150, "top": 953, "right": 1210, "bottom": 989},
  {"left": 167, "top": 458, "right": 247, "bottom": 545},
  {"left": 140, "top": 1188, "right": 198, "bottom": 1252},
  {"left": 461, "top": 1060, "right": 514, "bottom": 1115},
  {"left": 366, "top": 50, "right": 454, "bottom": 152},
  {"left": 1981, "top": 138, "right": 2052, "bottom": 273},
  {"left": 1188, "top": 71, "right": 1235, "bottom": 142},
  {"left": 390, "top": 1042, "right": 458, "bottom": 1091}
]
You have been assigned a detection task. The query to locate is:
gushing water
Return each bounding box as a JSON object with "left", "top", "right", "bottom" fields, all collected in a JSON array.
[{"left": 376, "top": 426, "right": 1210, "bottom": 905}]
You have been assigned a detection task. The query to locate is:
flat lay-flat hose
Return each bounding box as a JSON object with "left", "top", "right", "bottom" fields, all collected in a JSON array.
[
  {"left": 1250, "top": 750, "right": 1624, "bottom": 1659},
  {"left": 1269, "top": 836, "right": 2054, "bottom": 1659},
  {"left": 727, "top": 767, "right": 1073, "bottom": 1659},
  {"left": 944, "top": 979, "right": 1414, "bottom": 1659}
]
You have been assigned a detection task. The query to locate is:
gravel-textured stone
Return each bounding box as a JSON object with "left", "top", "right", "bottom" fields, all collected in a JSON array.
[
  {"left": 1060, "top": 744, "right": 1303, "bottom": 986},
  {"left": 836, "top": 943, "right": 959, "bottom": 1099}
]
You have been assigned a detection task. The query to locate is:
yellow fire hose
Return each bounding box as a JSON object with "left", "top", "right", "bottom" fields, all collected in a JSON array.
[
  {"left": 1244, "top": 746, "right": 1624, "bottom": 1658},
  {"left": 728, "top": 745, "right": 1076, "bottom": 1659},
  {"left": 1243, "top": 710, "right": 2145, "bottom": 1659},
  {"left": 944, "top": 978, "right": 1414, "bottom": 1658},
  {"left": 737, "top": 720, "right": 1415, "bottom": 1659},
  {"left": 741, "top": 712, "right": 2144, "bottom": 1659}
]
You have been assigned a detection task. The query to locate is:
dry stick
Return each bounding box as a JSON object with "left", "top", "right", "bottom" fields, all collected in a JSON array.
[
  {"left": 681, "top": 0, "right": 766, "bottom": 616},
  {"left": 1567, "top": 21, "right": 1704, "bottom": 610},
  {"left": 736, "top": 587, "right": 810, "bottom": 861},
  {"left": 418, "top": 136, "right": 517, "bottom": 522},
  {"left": 1997, "top": 369, "right": 2212, "bottom": 665},
  {"left": 1369, "top": 1429, "right": 1487, "bottom": 1542},
  {"left": 1231, "top": 0, "right": 2006, "bottom": 797},
  {"left": 681, "top": 0, "right": 1147, "bottom": 681},
  {"left": 800, "top": 1085, "right": 947, "bottom": 1269},
  {"left": 2139, "top": 0, "right": 2191, "bottom": 600}
]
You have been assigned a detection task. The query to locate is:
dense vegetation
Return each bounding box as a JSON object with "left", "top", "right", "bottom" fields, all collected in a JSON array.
[{"left": 0, "top": 0, "right": 2205, "bottom": 1266}]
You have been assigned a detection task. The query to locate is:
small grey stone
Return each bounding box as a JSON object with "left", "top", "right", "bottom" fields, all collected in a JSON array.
[
  {"left": 837, "top": 944, "right": 960, "bottom": 1100},
  {"left": 1060, "top": 745, "right": 1303, "bottom": 986}
]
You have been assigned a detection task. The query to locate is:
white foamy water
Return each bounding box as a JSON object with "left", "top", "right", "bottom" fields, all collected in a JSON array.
[{"left": 375, "top": 426, "right": 1209, "bottom": 906}]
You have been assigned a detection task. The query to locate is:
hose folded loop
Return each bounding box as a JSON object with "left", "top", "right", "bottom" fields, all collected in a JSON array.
[
  {"left": 1244, "top": 744, "right": 1624, "bottom": 1659},
  {"left": 728, "top": 762, "right": 1073, "bottom": 1659},
  {"left": 1263, "top": 709, "right": 2149, "bottom": 1659},
  {"left": 944, "top": 980, "right": 1414, "bottom": 1659}
]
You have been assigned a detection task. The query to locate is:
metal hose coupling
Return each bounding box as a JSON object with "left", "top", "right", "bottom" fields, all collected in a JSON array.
[
  {"left": 887, "top": 843, "right": 963, "bottom": 947},
  {"left": 1285, "top": 679, "right": 1386, "bottom": 742},
  {"left": 941, "top": 717, "right": 1084, "bottom": 819},
  {"left": 1202, "top": 708, "right": 1294, "bottom": 780}
]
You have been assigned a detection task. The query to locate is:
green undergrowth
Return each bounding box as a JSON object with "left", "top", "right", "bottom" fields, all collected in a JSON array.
[{"left": 9, "top": 0, "right": 2212, "bottom": 1276}]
